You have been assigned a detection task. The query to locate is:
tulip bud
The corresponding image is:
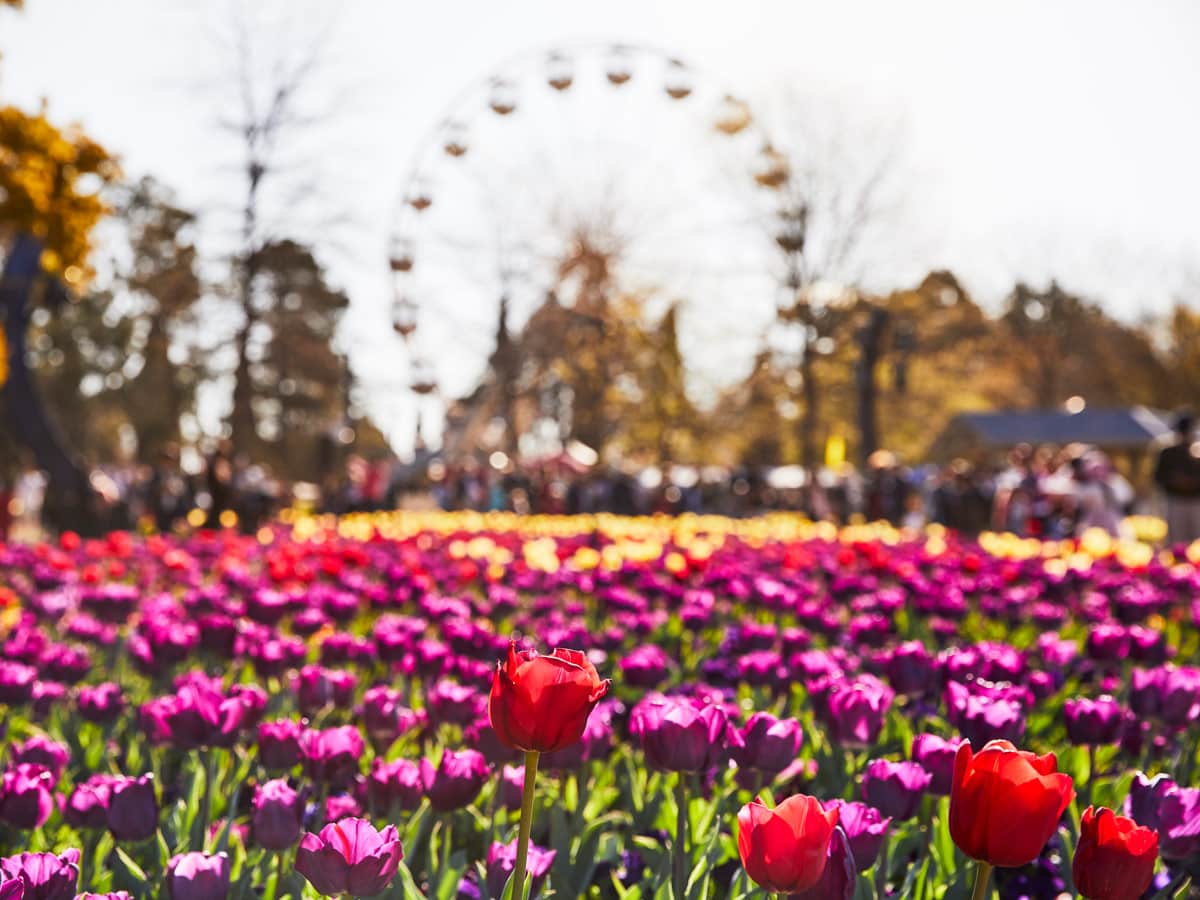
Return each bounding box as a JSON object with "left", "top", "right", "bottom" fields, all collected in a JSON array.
[
  {"left": 256, "top": 719, "right": 304, "bottom": 771},
  {"left": 731, "top": 712, "right": 804, "bottom": 775},
  {"left": 420, "top": 750, "right": 490, "bottom": 812},
  {"left": 367, "top": 759, "right": 423, "bottom": 815},
  {"left": 167, "top": 852, "right": 230, "bottom": 900},
  {"left": 77, "top": 682, "right": 126, "bottom": 724},
  {"left": 823, "top": 800, "right": 890, "bottom": 872},
  {"left": 296, "top": 818, "right": 403, "bottom": 897},
  {"left": 107, "top": 775, "right": 158, "bottom": 842},
  {"left": 737, "top": 795, "right": 838, "bottom": 894},
  {"left": 1073, "top": 806, "right": 1158, "bottom": 900},
  {"left": 862, "top": 759, "right": 932, "bottom": 820},
  {"left": 0, "top": 764, "right": 55, "bottom": 830},
  {"left": 300, "top": 726, "right": 365, "bottom": 787},
  {"left": 488, "top": 645, "right": 609, "bottom": 754},
  {"left": 949, "top": 740, "right": 1073, "bottom": 867},
  {"left": 252, "top": 779, "right": 304, "bottom": 851},
  {"left": 1064, "top": 696, "right": 1124, "bottom": 746},
  {"left": 911, "top": 734, "right": 961, "bottom": 796},
  {"left": 633, "top": 695, "right": 739, "bottom": 773},
  {"left": 0, "top": 850, "right": 79, "bottom": 900}
]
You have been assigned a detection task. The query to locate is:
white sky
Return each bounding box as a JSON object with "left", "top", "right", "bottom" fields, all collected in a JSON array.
[{"left": 3, "top": 0, "right": 1200, "bottom": 451}]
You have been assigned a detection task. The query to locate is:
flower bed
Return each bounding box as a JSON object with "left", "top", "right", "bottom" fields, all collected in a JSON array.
[{"left": 0, "top": 512, "right": 1196, "bottom": 899}]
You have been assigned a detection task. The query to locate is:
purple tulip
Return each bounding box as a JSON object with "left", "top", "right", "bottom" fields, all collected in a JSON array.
[
  {"left": 1156, "top": 784, "right": 1200, "bottom": 863},
  {"left": 77, "top": 682, "right": 125, "bottom": 724},
  {"left": 0, "top": 662, "right": 37, "bottom": 706},
  {"left": 1027, "top": 670, "right": 1058, "bottom": 700},
  {"left": 1161, "top": 666, "right": 1200, "bottom": 728},
  {"left": 910, "top": 734, "right": 961, "bottom": 795},
  {"left": 1085, "top": 623, "right": 1131, "bottom": 662},
  {"left": 425, "top": 680, "right": 483, "bottom": 727},
  {"left": 862, "top": 758, "right": 932, "bottom": 820},
  {"left": 227, "top": 683, "right": 268, "bottom": 728},
  {"left": 883, "top": 641, "right": 937, "bottom": 696},
  {"left": 294, "top": 666, "right": 358, "bottom": 716},
  {"left": 63, "top": 774, "right": 116, "bottom": 829},
  {"left": 9, "top": 736, "right": 69, "bottom": 780},
  {"left": 301, "top": 726, "right": 365, "bottom": 787},
  {"left": 1126, "top": 771, "right": 1169, "bottom": 831},
  {"left": 620, "top": 645, "right": 672, "bottom": 688},
  {"left": 37, "top": 643, "right": 91, "bottom": 684},
  {"left": 252, "top": 779, "right": 304, "bottom": 850},
  {"left": 107, "top": 775, "right": 158, "bottom": 842},
  {"left": 296, "top": 818, "right": 403, "bottom": 897},
  {"left": 29, "top": 681, "right": 67, "bottom": 721},
  {"left": 0, "top": 850, "right": 79, "bottom": 900},
  {"left": 0, "top": 765, "right": 55, "bottom": 830},
  {"left": 486, "top": 839, "right": 556, "bottom": 898},
  {"left": 77, "top": 894, "right": 133, "bottom": 899},
  {"left": 358, "top": 686, "right": 424, "bottom": 750},
  {"left": 498, "top": 764, "right": 524, "bottom": 811},
  {"left": 366, "top": 759, "right": 423, "bottom": 814},
  {"left": 632, "top": 695, "right": 741, "bottom": 772},
  {"left": 1130, "top": 667, "right": 1163, "bottom": 717},
  {"left": 324, "top": 792, "right": 362, "bottom": 822},
  {"left": 823, "top": 676, "right": 894, "bottom": 747},
  {"left": 737, "top": 650, "right": 784, "bottom": 688},
  {"left": 1126, "top": 772, "right": 1200, "bottom": 863},
  {"left": 824, "top": 800, "right": 890, "bottom": 872},
  {"left": 944, "top": 681, "right": 1025, "bottom": 746},
  {"left": 1036, "top": 633, "right": 1078, "bottom": 669},
  {"left": 1063, "top": 695, "right": 1124, "bottom": 746},
  {"left": 167, "top": 852, "right": 229, "bottom": 900},
  {"left": 1128, "top": 625, "right": 1167, "bottom": 664},
  {"left": 420, "top": 750, "right": 490, "bottom": 812},
  {"left": 788, "top": 826, "right": 856, "bottom": 900},
  {"left": 140, "top": 681, "right": 247, "bottom": 750},
  {"left": 321, "top": 633, "right": 375, "bottom": 667},
  {"left": 256, "top": 719, "right": 304, "bottom": 771},
  {"left": 0, "top": 879, "right": 22, "bottom": 900},
  {"left": 730, "top": 712, "right": 804, "bottom": 775}
]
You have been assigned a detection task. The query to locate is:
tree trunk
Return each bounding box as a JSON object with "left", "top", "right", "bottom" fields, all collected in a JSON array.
[{"left": 1, "top": 234, "right": 100, "bottom": 534}]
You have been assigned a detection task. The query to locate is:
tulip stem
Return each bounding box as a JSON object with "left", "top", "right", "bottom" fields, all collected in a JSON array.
[
  {"left": 875, "top": 831, "right": 890, "bottom": 898},
  {"left": 511, "top": 750, "right": 540, "bottom": 900},
  {"left": 1087, "top": 744, "right": 1097, "bottom": 801},
  {"left": 673, "top": 774, "right": 688, "bottom": 900},
  {"left": 200, "top": 748, "right": 218, "bottom": 843},
  {"left": 969, "top": 861, "right": 992, "bottom": 900}
]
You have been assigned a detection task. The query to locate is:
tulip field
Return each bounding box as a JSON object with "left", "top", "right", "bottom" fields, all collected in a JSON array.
[{"left": 0, "top": 511, "right": 1197, "bottom": 899}]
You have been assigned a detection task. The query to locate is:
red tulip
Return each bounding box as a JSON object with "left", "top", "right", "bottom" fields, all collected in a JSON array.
[
  {"left": 949, "top": 739, "right": 1074, "bottom": 867},
  {"left": 737, "top": 795, "right": 839, "bottom": 894},
  {"left": 1073, "top": 806, "right": 1158, "bottom": 900},
  {"left": 488, "top": 644, "right": 609, "bottom": 753}
]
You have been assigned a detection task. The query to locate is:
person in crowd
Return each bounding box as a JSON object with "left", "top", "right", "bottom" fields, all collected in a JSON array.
[
  {"left": 1071, "top": 451, "right": 1123, "bottom": 537},
  {"left": 1153, "top": 412, "right": 1200, "bottom": 545}
]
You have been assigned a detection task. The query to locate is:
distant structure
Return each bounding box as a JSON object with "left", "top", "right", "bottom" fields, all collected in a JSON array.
[{"left": 934, "top": 407, "right": 1172, "bottom": 475}]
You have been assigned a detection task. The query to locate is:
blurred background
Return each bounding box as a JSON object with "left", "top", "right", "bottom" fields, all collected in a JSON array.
[{"left": 2, "top": 0, "right": 1200, "bottom": 538}]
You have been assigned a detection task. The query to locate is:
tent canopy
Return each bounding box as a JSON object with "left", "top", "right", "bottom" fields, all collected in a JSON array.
[{"left": 937, "top": 407, "right": 1172, "bottom": 454}]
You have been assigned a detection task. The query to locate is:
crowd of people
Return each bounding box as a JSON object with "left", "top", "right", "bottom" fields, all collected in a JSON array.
[
  {"left": 422, "top": 444, "right": 1145, "bottom": 540},
  {"left": 4, "top": 425, "right": 1198, "bottom": 544}
]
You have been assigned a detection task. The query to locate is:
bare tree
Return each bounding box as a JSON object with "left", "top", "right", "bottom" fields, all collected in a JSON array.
[
  {"left": 758, "top": 88, "right": 911, "bottom": 468},
  {"left": 204, "top": 1, "right": 348, "bottom": 454}
]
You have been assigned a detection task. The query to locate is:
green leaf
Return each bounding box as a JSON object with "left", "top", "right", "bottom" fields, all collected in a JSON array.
[
  {"left": 114, "top": 845, "right": 148, "bottom": 882},
  {"left": 396, "top": 860, "right": 428, "bottom": 900}
]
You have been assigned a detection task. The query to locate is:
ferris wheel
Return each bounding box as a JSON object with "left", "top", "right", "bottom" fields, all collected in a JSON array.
[{"left": 386, "top": 43, "right": 792, "bottom": 441}]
